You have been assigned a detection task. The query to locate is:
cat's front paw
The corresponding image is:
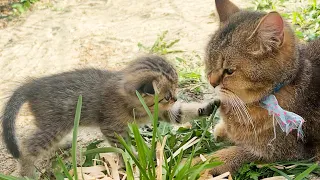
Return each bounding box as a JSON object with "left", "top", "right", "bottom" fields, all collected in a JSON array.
[
  {"left": 193, "top": 146, "right": 257, "bottom": 176},
  {"left": 190, "top": 152, "right": 231, "bottom": 176}
]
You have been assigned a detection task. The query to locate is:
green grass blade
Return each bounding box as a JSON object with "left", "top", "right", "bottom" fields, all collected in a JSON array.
[
  {"left": 150, "top": 92, "right": 159, "bottom": 177},
  {"left": 136, "top": 91, "right": 153, "bottom": 122},
  {"left": 189, "top": 162, "right": 207, "bottom": 180},
  {"left": 84, "top": 147, "right": 124, "bottom": 155},
  {"left": 135, "top": 91, "right": 160, "bottom": 177},
  {"left": 166, "top": 39, "right": 180, "bottom": 48},
  {"left": 294, "top": 163, "right": 318, "bottom": 180},
  {"left": 187, "top": 161, "right": 223, "bottom": 179},
  {"left": 116, "top": 133, "right": 150, "bottom": 180},
  {"left": 175, "top": 159, "right": 191, "bottom": 180},
  {"left": 194, "top": 104, "right": 219, "bottom": 151},
  {"left": 175, "top": 147, "right": 197, "bottom": 180},
  {"left": 56, "top": 153, "right": 73, "bottom": 180},
  {"left": 72, "top": 95, "right": 82, "bottom": 180},
  {"left": 53, "top": 170, "right": 65, "bottom": 180},
  {"left": 131, "top": 123, "right": 149, "bottom": 170},
  {"left": 269, "top": 167, "right": 292, "bottom": 180},
  {"left": 124, "top": 160, "right": 134, "bottom": 180},
  {"left": 123, "top": 151, "right": 135, "bottom": 180},
  {"left": 169, "top": 149, "right": 184, "bottom": 180},
  {"left": 312, "top": 0, "right": 317, "bottom": 9}
]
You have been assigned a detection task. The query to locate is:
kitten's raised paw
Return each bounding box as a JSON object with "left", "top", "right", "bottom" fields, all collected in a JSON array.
[{"left": 198, "top": 99, "right": 221, "bottom": 116}]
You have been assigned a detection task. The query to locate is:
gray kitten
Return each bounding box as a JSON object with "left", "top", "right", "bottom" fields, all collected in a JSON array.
[{"left": 2, "top": 55, "right": 215, "bottom": 177}]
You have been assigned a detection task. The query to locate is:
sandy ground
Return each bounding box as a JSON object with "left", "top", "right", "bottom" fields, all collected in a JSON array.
[{"left": 0, "top": 0, "right": 250, "bottom": 176}]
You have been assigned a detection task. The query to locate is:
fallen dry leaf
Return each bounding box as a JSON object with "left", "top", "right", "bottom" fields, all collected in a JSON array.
[
  {"left": 102, "top": 153, "right": 121, "bottom": 180},
  {"left": 156, "top": 136, "right": 167, "bottom": 180}
]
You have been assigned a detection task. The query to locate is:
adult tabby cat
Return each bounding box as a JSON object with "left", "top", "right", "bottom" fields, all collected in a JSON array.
[
  {"left": 194, "top": 0, "right": 320, "bottom": 175},
  {"left": 2, "top": 55, "right": 215, "bottom": 177}
]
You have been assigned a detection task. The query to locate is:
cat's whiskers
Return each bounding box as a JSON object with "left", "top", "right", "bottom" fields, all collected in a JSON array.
[
  {"left": 233, "top": 95, "right": 252, "bottom": 123},
  {"left": 231, "top": 93, "right": 258, "bottom": 139},
  {"left": 220, "top": 90, "right": 258, "bottom": 140},
  {"left": 230, "top": 97, "right": 246, "bottom": 124},
  {"left": 222, "top": 91, "right": 245, "bottom": 124},
  {"left": 231, "top": 99, "right": 246, "bottom": 124},
  {"left": 232, "top": 97, "right": 248, "bottom": 125}
]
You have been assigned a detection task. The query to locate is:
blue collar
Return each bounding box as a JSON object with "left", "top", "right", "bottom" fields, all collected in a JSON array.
[
  {"left": 273, "top": 82, "right": 285, "bottom": 93},
  {"left": 273, "top": 74, "right": 296, "bottom": 94}
]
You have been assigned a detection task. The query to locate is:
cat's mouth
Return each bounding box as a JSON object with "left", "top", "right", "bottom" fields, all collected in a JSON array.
[
  {"left": 218, "top": 87, "right": 265, "bottom": 105},
  {"left": 218, "top": 88, "right": 255, "bottom": 124},
  {"left": 217, "top": 87, "right": 236, "bottom": 101}
]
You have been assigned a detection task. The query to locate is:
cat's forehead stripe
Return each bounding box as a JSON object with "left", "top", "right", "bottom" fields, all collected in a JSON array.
[
  {"left": 217, "top": 11, "right": 265, "bottom": 47},
  {"left": 219, "top": 23, "right": 237, "bottom": 42},
  {"left": 131, "top": 58, "right": 178, "bottom": 83}
]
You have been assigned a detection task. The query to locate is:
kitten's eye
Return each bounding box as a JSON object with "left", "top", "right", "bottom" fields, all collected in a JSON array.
[
  {"left": 165, "top": 93, "right": 171, "bottom": 101},
  {"left": 225, "top": 69, "right": 235, "bottom": 75},
  {"left": 139, "top": 82, "right": 155, "bottom": 95}
]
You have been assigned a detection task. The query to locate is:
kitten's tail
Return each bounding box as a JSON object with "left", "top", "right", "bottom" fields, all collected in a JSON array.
[{"left": 2, "top": 85, "right": 28, "bottom": 158}]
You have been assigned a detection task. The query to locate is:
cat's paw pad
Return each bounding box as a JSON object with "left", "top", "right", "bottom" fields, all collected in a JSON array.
[{"left": 198, "top": 108, "right": 205, "bottom": 116}]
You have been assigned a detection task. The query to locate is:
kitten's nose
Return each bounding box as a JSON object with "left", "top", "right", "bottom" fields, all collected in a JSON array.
[
  {"left": 170, "top": 96, "right": 177, "bottom": 104},
  {"left": 208, "top": 73, "right": 221, "bottom": 88},
  {"left": 173, "top": 96, "right": 177, "bottom": 102}
]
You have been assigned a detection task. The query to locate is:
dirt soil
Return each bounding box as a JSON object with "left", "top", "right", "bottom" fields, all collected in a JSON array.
[{"left": 0, "top": 0, "right": 249, "bottom": 176}]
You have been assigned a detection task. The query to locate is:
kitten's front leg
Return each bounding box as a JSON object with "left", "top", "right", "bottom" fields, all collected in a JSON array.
[{"left": 193, "top": 146, "right": 258, "bottom": 175}]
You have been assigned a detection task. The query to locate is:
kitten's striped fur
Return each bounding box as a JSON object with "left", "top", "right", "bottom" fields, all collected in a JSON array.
[{"left": 2, "top": 55, "right": 214, "bottom": 178}]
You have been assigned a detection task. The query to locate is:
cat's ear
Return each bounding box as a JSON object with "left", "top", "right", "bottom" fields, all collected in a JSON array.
[
  {"left": 215, "top": 0, "right": 240, "bottom": 23},
  {"left": 138, "top": 81, "right": 155, "bottom": 95},
  {"left": 251, "top": 12, "right": 284, "bottom": 51}
]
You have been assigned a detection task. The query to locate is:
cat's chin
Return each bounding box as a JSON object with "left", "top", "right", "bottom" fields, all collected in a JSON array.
[{"left": 220, "top": 102, "right": 232, "bottom": 114}]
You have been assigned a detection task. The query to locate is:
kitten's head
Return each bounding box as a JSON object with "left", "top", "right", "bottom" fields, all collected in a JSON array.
[
  {"left": 205, "top": 0, "right": 298, "bottom": 104},
  {"left": 122, "top": 55, "right": 179, "bottom": 121}
]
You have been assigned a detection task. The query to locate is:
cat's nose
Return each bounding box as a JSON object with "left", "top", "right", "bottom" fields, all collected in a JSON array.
[
  {"left": 170, "top": 96, "right": 177, "bottom": 104},
  {"left": 208, "top": 73, "right": 221, "bottom": 88},
  {"left": 172, "top": 96, "right": 177, "bottom": 102}
]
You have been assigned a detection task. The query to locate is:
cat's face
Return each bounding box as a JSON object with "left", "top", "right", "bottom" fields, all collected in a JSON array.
[
  {"left": 139, "top": 75, "right": 178, "bottom": 113},
  {"left": 122, "top": 55, "right": 179, "bottom": 121},
  {"left": 205, "top": 0, "right": 297, "bottom": 104}
]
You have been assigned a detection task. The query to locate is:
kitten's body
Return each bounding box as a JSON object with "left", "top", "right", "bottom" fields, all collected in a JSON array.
[
  {"left": 195, "top": 0, "right": 320, "bottom": 175},
  {"left": 2, "top": 55, "right": 214, "bottom": 177}
]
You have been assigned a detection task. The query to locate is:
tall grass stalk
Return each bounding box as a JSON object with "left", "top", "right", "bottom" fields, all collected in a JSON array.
[{"left": 71, "top": 95, "right": 82, "bottom": 180}]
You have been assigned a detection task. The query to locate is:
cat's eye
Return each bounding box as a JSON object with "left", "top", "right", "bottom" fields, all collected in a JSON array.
[
  {"left": 225, "top": 68, "right": 235, "bottom": 75},
  {"left": 163, "top": 92, "right": 177, "bottom": 103},
  {"left": 140, "top": 82, "right": 155, "bottom": 95},
  {"left": 165, "top": 94, "right": 171, "bottom": 101}
]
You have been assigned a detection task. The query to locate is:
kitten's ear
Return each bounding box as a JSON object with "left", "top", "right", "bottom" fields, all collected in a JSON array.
[
  {"left": 251, "top": 12, "right": 284, "bottom": 50},
  {"left": 138, "top": 81, "right": 155, "bottom": 95},
  {"left": 215, "top": 0, "right": 240, "bottom": 23}
]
